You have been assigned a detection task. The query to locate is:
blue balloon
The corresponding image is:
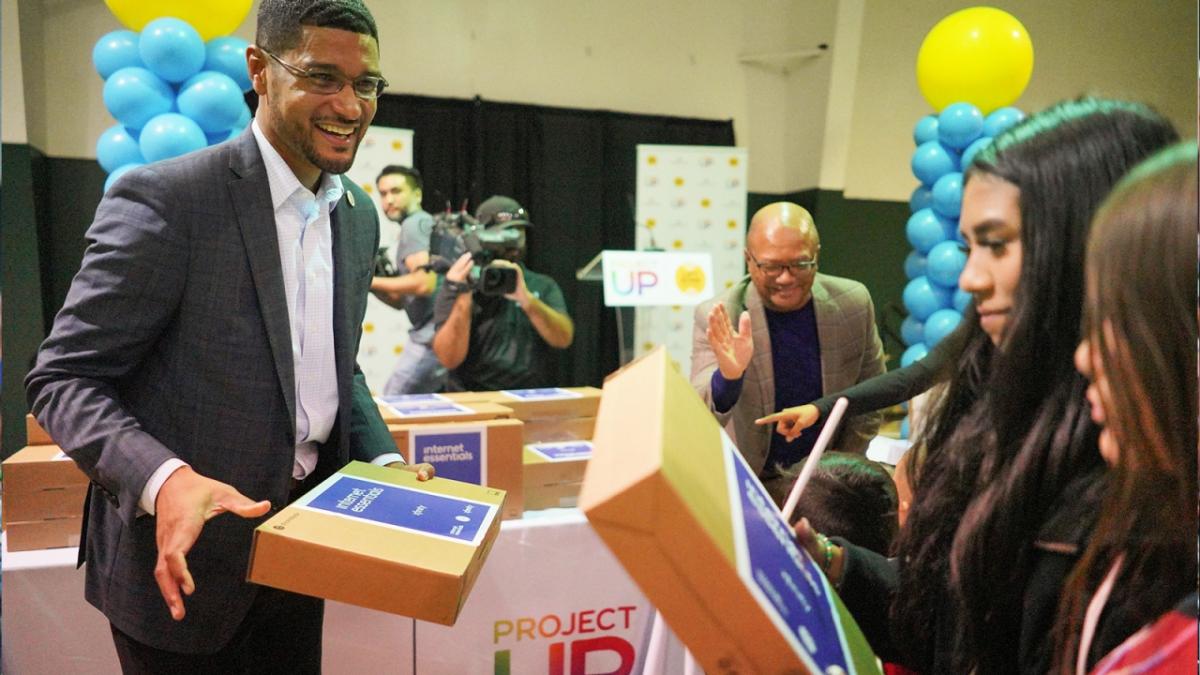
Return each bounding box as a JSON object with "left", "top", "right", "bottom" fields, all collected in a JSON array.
[
  {"left": 139, "top": 18, "right": 205, "bottom": 83},
  {"left": 937, "top": 102, "right": 984, "bottom": 150},
  {"left": 901, "top": 343, "right": 928, "bottom": 368},
  {"left": 911, "top": 141, "right": 960, "bottom": 186},
  {"left": 960, "top": 136, "right": 992, "bottom": 171},
  {"left": 232, "top": 103, "right": 252, "bottom": 131},
  {"left": 903, "top": 276, "right": 953, "bottom": 321},
  {"left": 931, "top": 171, "right": 963, "bottom": 218},
  {"left": 139, "top": 113, "right": 207, "bottom": 162},
  {"left": 904, "top": 250, "right": 927, "bottom": 280},
  {"left": 104, "top": 162, "right": 144, "bottom": 194},
  {"left": 102, "top": 66, "right": 175, "bottom": 129},
  {"left": 906, "top": 208, "right": 955, "bottom": 254},
  {"left": 899, "top": 416, "right": 910, "bottom": 440},
  {"left": 177, "top": 71, "right": 245, "bottom": 133},
  {"left": 909, "top": 185, "right": 933, "bottom": 213},
  {"left": 924, "top": 309, "right": 963, "bottom": 347},
  {"left": 983, "top": 106, "right": 1025, "bottom": 137},
  {"left": 96, "top": 124, "right": 145, "bottom": 173},
  {"left": 204, "top": 36, "right": 252, "bottom": 92},
  {"left": 926, "top": 240, "right": 967, "bottom": 288},
  {"left": 913, "top": 115, "right": 939, "bottom": 145},
  {"left": 953, "top": 288, "right": 973, "bottom": 314},
  {"left": 93, "top": 30, "right": 142, "bottom": 79},
  {"left": 901, "top": 315, "right": 924, "bottom": 346}
]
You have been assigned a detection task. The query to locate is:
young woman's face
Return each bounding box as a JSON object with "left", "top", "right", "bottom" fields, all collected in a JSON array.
[
  {"left": 1074, "top": 332, "right": 1120, "bottom": 465},
  {"left": 958, "top": 175, "right": 1024, "bottom": 346}
]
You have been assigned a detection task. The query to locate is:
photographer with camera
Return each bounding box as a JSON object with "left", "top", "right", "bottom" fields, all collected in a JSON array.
[
  {"left": 369, "top": 165, "right": 445, "bottom": 394},
  {"left": 432, "top": 196, "right": 574, "bottom": 391}
]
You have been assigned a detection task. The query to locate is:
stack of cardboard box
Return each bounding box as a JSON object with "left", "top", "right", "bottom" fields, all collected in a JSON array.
[
  {"left": 442, "top": 388, "right": 600, "bottom": 511},
  {"left": 2, "top": 416, "right": 89, "bottom": 551}
]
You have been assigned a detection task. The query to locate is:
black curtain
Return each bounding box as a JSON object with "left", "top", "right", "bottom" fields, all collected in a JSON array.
[{"left": 372, "top": 94, "right": 734, "bottom": 386}]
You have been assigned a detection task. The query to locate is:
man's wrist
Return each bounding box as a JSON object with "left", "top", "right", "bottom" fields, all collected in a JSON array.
[{"left": 444, "top": 278, "right": 472, "bottom": 294}]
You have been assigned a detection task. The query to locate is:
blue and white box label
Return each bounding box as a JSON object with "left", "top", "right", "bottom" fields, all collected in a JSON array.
[
  {"left": 527, "top": 441, "right": 593, "bottom": 462},
  {"left": 299, "top": 475, "right": 498, "bottom": 546},
  {"left": 722, "top": 431, "right": 856, "bottom": 674},
  {"left": 379, "top": 394, "right": 472, "bottom": 418},
  {"left": 499, "top": 388, "right": 583, "bottom": 401},
  {"left": 410, "top": 427, "right": 487, "bottom": 485}
]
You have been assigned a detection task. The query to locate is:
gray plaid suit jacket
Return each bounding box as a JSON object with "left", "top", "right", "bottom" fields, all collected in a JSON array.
[
  {"left": 25, "top": 129, "right": 397, "bottom": 653},
  {"left": 690, "top": 274, "right": 887, "bottom": 475}
]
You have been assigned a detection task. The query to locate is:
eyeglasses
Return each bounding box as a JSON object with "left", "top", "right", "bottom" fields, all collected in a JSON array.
[
  {"left": 260, "top": 47, "right": 388, "bottom": 100},
  {"left": 746, "top": 249, "right": 818, "bottom": 277}
]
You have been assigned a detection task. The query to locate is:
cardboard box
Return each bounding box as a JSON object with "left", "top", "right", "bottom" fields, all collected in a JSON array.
[
  {"left": 389, "top": 419, "right": 524, "bottom": 520},
  {"left": 5, "top": 517, "right": 83, "bottom": 552},
  {"left": 522, "top": 416, "right": 595, "bottom": 443},
  {"left": 443, "top": 387, "right": 601, "bottom": 421},
  {"left": 248, "top": 461, "right": 505, "bottom": 626},
  {"left": 2, "top": 445, "right": 90, "bottom": 527},
  {"left": 523, "top": 441, "right": 592, "bottom": 510},
  {"left": 25, "top": 414, "right": 54, "bottom": 445},
  {"left": 375, "top": 395, "right": 513, "bottom": 426},
  {"left": 580, "top": 349, "right": 880, "bottom": 675}
]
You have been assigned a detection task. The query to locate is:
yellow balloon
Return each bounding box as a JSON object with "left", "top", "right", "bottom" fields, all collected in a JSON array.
[
  {"left": 105, "top": 0, "right": 254, "bottom": 41},
  {"left": 916, "top": 7, "right": 1034, "bottom": 114}
]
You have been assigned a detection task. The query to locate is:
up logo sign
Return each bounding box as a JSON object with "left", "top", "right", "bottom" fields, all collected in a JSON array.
[
  {"left": 492, "top": 606, "right": 639, "bottom": 674},
  {"left": 601, "top": 251, "right": 714, "bottom": 308}
]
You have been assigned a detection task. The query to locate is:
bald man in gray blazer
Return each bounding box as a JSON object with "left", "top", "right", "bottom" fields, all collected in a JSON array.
[{"left": 691, "top": 203, "right": 886, "bottom": 488}]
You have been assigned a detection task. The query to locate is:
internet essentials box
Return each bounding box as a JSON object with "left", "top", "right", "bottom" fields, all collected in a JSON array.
[
  {"left": 389, "top": 418, "right": 525, "bottom": 520},
  {"left": 523, "top": 440, "right": 592, "bottom": 510},
  {"left": 247, "top": 461, "right": 505, "bottom": 626},
  {"left": 579, "top": 348, "right": 880, "bottom": 675},
  {"left": 2, "top": 444, "right": 89, "bottom": 551}
]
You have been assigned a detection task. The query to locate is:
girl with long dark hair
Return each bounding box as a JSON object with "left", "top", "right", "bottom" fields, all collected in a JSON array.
[
  {"left": 795, "top": 98, "right": 1179, "bottom": 674},
  {"left": 1056, "top": 141, "right": 1197, "bottom": 674}
]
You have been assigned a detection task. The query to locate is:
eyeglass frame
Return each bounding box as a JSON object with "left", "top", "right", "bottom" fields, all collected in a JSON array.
[
  {"left": 745, "top": 248, "right": 820, "bottom": 277},
  {"left": 259, "top": 47, "right": 389, "bottom": 101}
]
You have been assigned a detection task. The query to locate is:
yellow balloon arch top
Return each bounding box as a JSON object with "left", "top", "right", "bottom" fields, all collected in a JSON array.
[
  {"left": 105, "top": 0, "right": 254, "bottom": 41},
  {"left": 916, "top": 7, "right": 1034, "bottom": 114}
]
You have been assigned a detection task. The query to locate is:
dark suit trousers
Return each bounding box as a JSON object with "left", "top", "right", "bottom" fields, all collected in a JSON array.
[{"left": 110, "top": 583, "right": 323, "bottom": 674}]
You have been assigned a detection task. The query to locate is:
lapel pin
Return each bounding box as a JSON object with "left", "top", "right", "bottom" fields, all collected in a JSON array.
[{"left": 346, "top": 190, "right": 356, "bottom": 208}]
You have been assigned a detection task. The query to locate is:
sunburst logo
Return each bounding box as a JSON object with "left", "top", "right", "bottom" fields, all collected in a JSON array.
[
  {"left": 392, "top": 140, "right": 404, "bottom": 151},
  {"left": 675, "top": 266, "right": 706, "bottom": 293}
]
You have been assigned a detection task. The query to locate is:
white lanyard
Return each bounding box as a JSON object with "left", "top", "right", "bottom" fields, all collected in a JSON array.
[{"left": 1077, "top": 555, "right": 1124, "bottom": 675}]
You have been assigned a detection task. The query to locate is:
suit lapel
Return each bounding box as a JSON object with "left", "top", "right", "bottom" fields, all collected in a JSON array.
[
  {"left": 810, "top": 275, "right": 834, "bottom": 396},
  {"left": 227, "top": 132, "right": 297, "bottom": 438},
  {"left": 743, "top": 284, "right": 774, "bottom": 417},
  {"left": 331, "top": 196, "right": 354, "bottom": 404}
]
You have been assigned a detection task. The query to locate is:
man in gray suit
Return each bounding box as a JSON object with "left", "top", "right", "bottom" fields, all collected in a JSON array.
[
  {"left": 25, "top": 1, "right": 430, "bottom": 671},
  {"left": 691, "top": 202, "right": 886, "bottom": 491}
]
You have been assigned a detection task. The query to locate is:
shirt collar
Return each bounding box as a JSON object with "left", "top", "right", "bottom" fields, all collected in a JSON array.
[{"left": 251, "top": 120, "right": 345, "bottom": 215}]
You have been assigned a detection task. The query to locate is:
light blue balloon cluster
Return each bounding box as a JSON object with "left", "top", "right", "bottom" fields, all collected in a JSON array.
[
  {"left": 899, "top": 102, "right": 1023, "bottom": 437},
  {"left": 93, "top": 20, "right": 253, "bottom": 193}
]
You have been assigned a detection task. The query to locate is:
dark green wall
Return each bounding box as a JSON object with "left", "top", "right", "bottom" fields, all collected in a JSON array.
[
  {"left": 2, "top": 143, "right": 48, "bottom": 459},
  {"left": 746, "top": 189, "right": 910, "bottom": 367}
]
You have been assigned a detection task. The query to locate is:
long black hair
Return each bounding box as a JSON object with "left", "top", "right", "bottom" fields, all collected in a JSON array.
[{"left": 891, "top": 98, "right": 1179, "bottom": 673}]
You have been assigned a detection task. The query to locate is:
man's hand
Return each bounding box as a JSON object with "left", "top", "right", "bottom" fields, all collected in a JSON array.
[
  {"left": 756, "top": 403, "right": 821, "bottom": 442},
  {"left": 706, "top": 304, "right": 753, "bottom": 380},
  {"left": 491, "top": 260, "right": 531, "bottom": 307},
  {"left": 154, "top": 466, "right": 271, "bottom": 621},
  {"left": 446, "top": 252, "right": 474, "bottom": 284},
  {"left": 385, "top": 461, "right": 436, "bottom": 480}
]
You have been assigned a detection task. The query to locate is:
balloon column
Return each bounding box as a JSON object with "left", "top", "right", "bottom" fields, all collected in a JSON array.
[
  {"left": 93, "top": 1, "right": 254, "bottom": 193},
  {"left": 899, "top": 7, "right": 1032, "bottom": 438}
]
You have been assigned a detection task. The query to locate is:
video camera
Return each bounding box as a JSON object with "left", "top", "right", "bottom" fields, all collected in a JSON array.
[{"left": 427, "top": 205, "right": 521, "bottom": 296}]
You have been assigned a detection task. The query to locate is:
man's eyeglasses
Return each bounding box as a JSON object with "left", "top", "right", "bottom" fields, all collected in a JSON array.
[
  {"left": 746, "top": 250, "right": 818, "bottom": 277},
  {"left": 260, "top": 47, "right": 388, "bottom": 100}
]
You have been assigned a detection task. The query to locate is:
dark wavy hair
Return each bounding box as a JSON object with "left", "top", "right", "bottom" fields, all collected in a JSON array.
[
  {"left": 891, "top": 98, "right": 1179, "bottom": 673},
  {"left": 256, "top": 0, "right": 378, "bottom": 53},
  {"left": 1051, "top": 141, "right": 1198, "bottom": 673},
  {"left": 772, "top": 452, "right": 899, "bottom": 555}
]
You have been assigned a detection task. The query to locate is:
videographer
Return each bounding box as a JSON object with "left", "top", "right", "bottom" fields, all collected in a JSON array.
[
  {"left": 369, "top": 165, "right": 445, "bottom": 394},
  {"left": 432, "top": 196, "right": 574, "bottom": 390}
]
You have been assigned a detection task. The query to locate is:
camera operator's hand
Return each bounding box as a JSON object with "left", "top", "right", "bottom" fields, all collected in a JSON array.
[
  {"left": 446, "top": 252, "right": 474, "bottom": 285},
  {"left": 490, "top": 260, "right": 530, "bottom": 307}
]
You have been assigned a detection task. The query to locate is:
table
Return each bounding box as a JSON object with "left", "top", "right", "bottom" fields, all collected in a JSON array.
[{"left": 2, "top": 510, "right": 690, "bottom": 674}]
